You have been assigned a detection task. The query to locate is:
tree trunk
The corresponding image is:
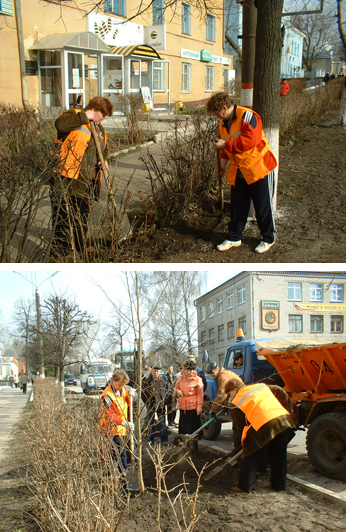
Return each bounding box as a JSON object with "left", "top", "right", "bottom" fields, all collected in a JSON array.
[{"left": 253, "top": 0, "right": 284, "bottom": 211}]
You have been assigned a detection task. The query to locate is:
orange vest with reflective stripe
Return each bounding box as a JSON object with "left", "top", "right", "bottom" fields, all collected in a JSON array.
[
  {"left": 219, "top": 105, "right": 276, "bottom": 186},
  {"left": 232, "top": 384, "right": 289, "bottom": 445},
  {"left": 56, "top": 109, "right": 108, "bottom": 182},
  {"left": 100, "top": 385, "right": 128, "bottom": 437}
]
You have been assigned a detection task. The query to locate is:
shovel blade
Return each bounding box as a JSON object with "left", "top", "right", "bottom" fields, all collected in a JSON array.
[{"left": 127, "top": 466, "right": 139, "bottom": 492}]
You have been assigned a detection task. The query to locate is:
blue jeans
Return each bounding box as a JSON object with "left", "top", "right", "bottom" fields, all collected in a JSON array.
[{"left": 148, "top": 410, "right": 168, "bottom": 443}]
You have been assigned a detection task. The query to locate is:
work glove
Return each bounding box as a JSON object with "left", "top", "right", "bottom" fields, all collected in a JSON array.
[
  {"left": 211, "top": 412, "right": 218, "bottom": 421},
  {"left": 128, "top": 387, "right": 136, "bottom": 397},
  {"left": 122, "top": 421, "right": 135, "bottom": 431}
]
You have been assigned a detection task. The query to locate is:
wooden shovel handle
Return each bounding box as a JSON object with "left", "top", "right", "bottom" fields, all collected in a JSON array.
[{"left": 216, "top": 149, "right": 224, "bottom": 209}]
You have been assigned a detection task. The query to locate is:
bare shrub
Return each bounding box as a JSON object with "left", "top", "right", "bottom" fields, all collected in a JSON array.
[
  {"left": 116, "top": 93, "right": 153, "bottom": 146},
  {"left": 279, "top": 78, "right": 344, "bottom": 143},
  {"left": 140, "top": 114, "right": 219, "bottom": 223},
  {"left": 23, "top": 380, "right": 128, "bottom": 531}
]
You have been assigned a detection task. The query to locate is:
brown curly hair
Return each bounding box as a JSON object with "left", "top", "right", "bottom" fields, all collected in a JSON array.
[
  {"left": 87, "top": 96, "right": 113, "bottom": 117},
  {"left": 206, "top": 91, "right": 234, "bottom": 114}
]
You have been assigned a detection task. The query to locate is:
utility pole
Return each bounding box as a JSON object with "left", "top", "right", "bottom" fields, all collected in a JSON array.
[
  {"left": 240, "top": 0, "right": 257, "bottom": 108},
  {"left": 35, "top": 288, "right": 45, "bottom": 378}
]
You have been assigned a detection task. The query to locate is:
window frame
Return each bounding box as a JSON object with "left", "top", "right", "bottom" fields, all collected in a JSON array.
[
  {"left": 227, "top": 320, "right": 234, "bottom": 339},
  {"left": 310, "top": 283, "right": 323, "bottom": 302},
  {"left": 152, "top": 0, "right": 164, "bottom": 25},
  {"left": 217, "top": 296, "right": 223, "bottom": 314},
  {"left": 181, "top": 62, "right": 191, "bottom": 93},
  {"left": 226, "top": 291, "right": 234, "bottom": 309},
  {"left": 206, "top": 13, "right": 216, "bottom": 42},
  {"left": 238, "top": 316, "right": 246, "bottom": 334},
  {"left": 205, "top": 64, "right": 215, "bottom": 92},
  {"left": 331, "top": 315, "right": 344, "bottom": 333},
  {"left": 288, "top": 282, "right": 302, "bottom": 301},
  {"left": 310, "top": 315, "right": 323, "bottom": 333},
  {"left": 200, "top": 306, "right": 205, "bottom": 321},
  {"left": 104, "top": 0, "right": 126, "bottom": 17},
  {"left": 208, "top": 301, "right": 214, "bottom": 318},
  {"left": 218, "top": 324, "right": 224, "bottom": 342},
  {"left": 330, "top": 284, "right": 344, "bottom": 302},
  {"left": 289, "top": 314, "right": 303, "bottom": 333},
  {"left": 237, "top": 285, "right": 246, "bottom": 305},
  {"left": 182, "top": 3, "right": 191, "bottom": 35}
]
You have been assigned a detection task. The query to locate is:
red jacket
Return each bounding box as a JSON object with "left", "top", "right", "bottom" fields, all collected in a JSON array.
[
  {"left": 174, "top": 370, "right": 204, "bottom": 414},
  {"left": 280, "top": 81, "right": 290, "bottom": 96}
]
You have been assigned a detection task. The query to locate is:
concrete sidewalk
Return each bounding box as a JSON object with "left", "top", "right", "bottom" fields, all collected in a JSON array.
[{"left": 0, "top": 384, "right": 33, "bottom": 466}]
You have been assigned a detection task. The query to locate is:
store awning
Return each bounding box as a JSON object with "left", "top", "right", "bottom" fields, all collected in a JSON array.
[
  {"left": 29, "top": 31, "right": 109, "bottom": 53},
  {"left": 109, "top": 44, "right": 161, "bottom": 59}
]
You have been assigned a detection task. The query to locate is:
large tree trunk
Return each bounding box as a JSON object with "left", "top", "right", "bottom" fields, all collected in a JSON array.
[{"left": 253, "top": 0, "right": 284, "bottom": 210}]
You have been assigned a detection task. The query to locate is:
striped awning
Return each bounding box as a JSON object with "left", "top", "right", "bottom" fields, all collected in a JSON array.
[{"left": 108, "top": 44, "right": 161, "bottom": 59}]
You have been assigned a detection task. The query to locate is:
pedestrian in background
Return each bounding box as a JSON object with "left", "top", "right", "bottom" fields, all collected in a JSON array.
[
  {"left": 9, "top": 375, "right": 14, "bottom": 388},
  {"left": 225, "top": 379, "right": 296, "bottom": 493},
  {"left": 142, "top": 365, "right": 170, "bottom": 445},
  {"left": 13, "top": 375, "right": 19, "bottom": 388},
  {"left": 20, "top": 373, "right": 28, "bottom": 394},
  {"left": 280, "top": 79, "right": 290, "bottom": 96},
  {"left": 51, "top": 96, "right": 113, "bottom": 257},
  {"left": 206, "top": 91, "right": 277, "bottom": 254},
  {"left": 174, "top": 360, "right": 204, "bottom": 453},
  {"left": 99, "top": 369, "right": 134, "bottom": 476}
]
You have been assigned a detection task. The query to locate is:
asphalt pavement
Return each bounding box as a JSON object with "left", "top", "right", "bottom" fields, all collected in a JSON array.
[{"left": 1, "top": 384, "right": 345, "bottom": 503}]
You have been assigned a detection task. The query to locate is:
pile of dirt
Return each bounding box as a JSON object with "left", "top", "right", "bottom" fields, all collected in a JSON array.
[{"left": 121, "top": 106, "right": 346, "bottom": 263}]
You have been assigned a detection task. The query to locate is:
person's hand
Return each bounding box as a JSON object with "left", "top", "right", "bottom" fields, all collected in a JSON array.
[
  {"left": 128, "top": 387, "right": 136, "bottom": 397},
  {"left": 122, "top": 421, "right": 134, "bottom": 431},
  {"left": 175, "top": 389, "right": 183, "bottom": 397},
  {"left": 197, "top": 410, "right": 202, "bottom": 416},
  {"left": 210, "top": 412, "right": 218, "bottom": 420},
  {"left": 98, "top": 161, "right": 109, "bottom": 171},
  {"left": 212, "top": 139, "right": 226, "bottom": 150}
]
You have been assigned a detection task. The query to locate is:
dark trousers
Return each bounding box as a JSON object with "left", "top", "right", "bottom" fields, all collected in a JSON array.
[
  {"left": 237, "top": 428, "right": 294, "bottom": 492},
  {"left": 50, "top": 184, "right": 91, "bottom": 253},
  {"left": 112, "top": 435, "right": 127, "bottom": 473},
  {"left": 22, "top": 383, "right": 27, "bottom": 394},
  {"left": 148, "top": 410, "right": 168, "bottom": 443},
  {"left": 228, "top": 171, "right": 276, "bottom": 244}
]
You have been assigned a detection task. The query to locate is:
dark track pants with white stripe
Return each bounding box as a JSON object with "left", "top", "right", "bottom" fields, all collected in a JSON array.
[{"left": 227, "top": 171, "right": 276, "bottom": 244}]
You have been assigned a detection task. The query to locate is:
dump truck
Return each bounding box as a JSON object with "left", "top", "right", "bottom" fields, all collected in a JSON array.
[{"left": 257, "top": 340, "right": 346, "bottom": 480}]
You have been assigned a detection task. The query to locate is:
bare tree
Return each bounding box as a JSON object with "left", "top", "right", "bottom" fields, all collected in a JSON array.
[
  {"left": 12, "top": 298, "right": 37, "bottom": 374},
  {"left": 104, "top": 303, "right": 131, "bottom": 351},
  {"left": 336, "top": 0, "right": 346, "bottom": 126}
]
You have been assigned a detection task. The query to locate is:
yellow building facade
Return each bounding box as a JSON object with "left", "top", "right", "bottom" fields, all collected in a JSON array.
[{"left": 0, "top": 0, "right": 233, "bottom": 112}]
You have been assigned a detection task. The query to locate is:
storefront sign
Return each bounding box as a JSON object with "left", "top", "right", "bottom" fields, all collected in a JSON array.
[
  {"left": 88, "top": 13, "right": 143, "bottom": 46},
  {"left": 211, "top": 55, "right": 232, "bottom": 66},
  {"left": 261, "top": 301, "right": 280, "bottom": 330},
  {"left": 200, "top": 49, "right": 212, "bottom": 62},
  {"left": 294, "top": 303, "right": 346, "bottom": 312},
  {"left": 141, "top": 86, "right": 153, "bottom": 110},
  {"left": 72, "top": 68, "right": 80, "bottom": 88},
  {"left": 144, "top": 25, "right": 166, "bottom": 51},
  {"left": 181, "top": 49, "right": 200, "bottom": 61}
]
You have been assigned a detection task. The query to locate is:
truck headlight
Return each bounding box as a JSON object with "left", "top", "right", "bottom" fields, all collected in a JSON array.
[{"left": 88, "top": 377, "right": 95, "bottom": 386}]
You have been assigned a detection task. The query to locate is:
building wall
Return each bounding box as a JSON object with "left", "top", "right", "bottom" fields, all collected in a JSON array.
[
  {"left": 0, "top": 0, "right": 232, "bottom": 109},
  {"left": 195, "top": 271, "right": 346, "bottom": 365}
]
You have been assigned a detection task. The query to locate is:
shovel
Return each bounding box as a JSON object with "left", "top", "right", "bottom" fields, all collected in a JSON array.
[
  {"left": 203, "top": 449, "right": 244, "bottom": 481},
  {"left": 175, "top": 407, "right": 224, "bottom": 449},
  {"left": 90, "top": 121, "right": 131, "bottom": 241},
  {"left": 127, "top": 392, "right": 139, "bottom": 492}
]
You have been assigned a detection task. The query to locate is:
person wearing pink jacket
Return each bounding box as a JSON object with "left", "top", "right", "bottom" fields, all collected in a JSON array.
[{"left": 174, "top": 360, "right": 204, "bottom": 452}]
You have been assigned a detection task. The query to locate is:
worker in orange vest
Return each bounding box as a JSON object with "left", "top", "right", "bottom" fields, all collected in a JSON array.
[
  {"left": 225, "top": 379, "right": 296, "bottom": 493},
  {"left": 280, "top": 79, "right": 290, "bottom": 96},
  {"left": 51, "top": 96, "right": 113, "bottom": 257}
]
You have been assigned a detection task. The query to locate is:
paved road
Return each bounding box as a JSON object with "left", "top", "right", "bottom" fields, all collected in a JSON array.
[{"left": 1, "top": 385, "right": 345, "bottom": 502}]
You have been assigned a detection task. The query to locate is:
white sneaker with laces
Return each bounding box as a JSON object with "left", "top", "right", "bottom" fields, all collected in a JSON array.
[
  {"left": 217, "top": 239, "right": 242, "bottom": 251},
  {"left": 255, "top": 241, "right": 275, "bottom": 254}
]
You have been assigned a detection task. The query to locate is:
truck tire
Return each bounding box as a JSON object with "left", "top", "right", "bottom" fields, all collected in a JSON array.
[
  {"left": 306, "top": 412, "right": 346, "bottom": 480},
  {"left": 201, "top": 401, "right": 222, "bottom": 440}
]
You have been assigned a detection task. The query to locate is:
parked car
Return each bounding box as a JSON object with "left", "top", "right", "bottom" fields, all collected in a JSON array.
[{"left": 64, "top": 374, "right": 77, "bottom": 386}]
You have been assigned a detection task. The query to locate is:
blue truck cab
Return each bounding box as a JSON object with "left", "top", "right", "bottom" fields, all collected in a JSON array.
[{"left": 202, "top": 330, "right": 284, "bottom": 440}]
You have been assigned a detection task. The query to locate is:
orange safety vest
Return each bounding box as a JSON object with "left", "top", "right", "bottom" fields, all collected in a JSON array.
[
  {"left": 100, "top": 385, "right": 129, "bottom": 437},
  {"left": 219, "top": 105, "right": 277, "bottom": 186},
  {"left": 56, "top": 109, "right": 108, "bottom": 183},
  {"left": 232, "top": 384, "right": 289, "bottom": 446}
]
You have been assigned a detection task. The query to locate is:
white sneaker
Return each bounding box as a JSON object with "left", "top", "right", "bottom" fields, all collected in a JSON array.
[
  {"left": 217, "top": 240, "right": 242, "bottom": 251},
  {"left": 255, "top": 241, "right": 275, "bottom": 254}
]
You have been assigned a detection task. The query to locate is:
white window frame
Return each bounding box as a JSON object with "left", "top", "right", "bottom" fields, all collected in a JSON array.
[
  {"left": 237, "top": 285, "right": 246, "bottom": 305},
  {"left": 181, "top": 62, "right": 191, "bottom": 93},
  {"left": 182, "top": 3, "right": 191, "bottom": 35},
  {"left": 310, "top": 283, "right": 323, "bottom": 302},
  {"left": 208, "top": 301, "right": 214, "bottom": 318},
  {"left": 288, "top": 282, "right": 302, "bottom": 301},
  {"left": 217, "top": 296, "right": 223, "bottom": 314},
  {"left": 205, "top": 65, "right": 215, "bottom": 92},
  {"left": 226, "top": 291, "right": 234, "bottom": 309},
  {"left": 289, "top": 314, "right": 303, "bottom": 332},
  {"left": 200, "top": 306, "right": 205, "bottom": 321},
  {"left": 206, "top": 13, "right": 216, "bottom": 42},
  {"left": 310, "top": 315, "right": 323, "bottom": 333},
  {"left": 330, "top": 284, "right": 344, "bottom": 302}
]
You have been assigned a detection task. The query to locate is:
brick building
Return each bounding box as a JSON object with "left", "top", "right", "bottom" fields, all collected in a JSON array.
[{"left": 195, "top": 271, "right": 346, "bottom": 367}]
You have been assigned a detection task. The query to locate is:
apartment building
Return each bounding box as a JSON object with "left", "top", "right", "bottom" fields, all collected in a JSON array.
[
  {"left": 0, "top": 0, "right": 233, "bottom": 112},
  {"left": 195, "top": 271, "right": 346, "bottom": 367}
]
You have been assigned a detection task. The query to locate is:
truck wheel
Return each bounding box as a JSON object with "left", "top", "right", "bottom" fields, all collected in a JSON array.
[
  {"left": 201, "top": 401, "right": 222, "bottom": 440},
  {"left": 307, "top": 412, "right": 346, "bottom": 480}
]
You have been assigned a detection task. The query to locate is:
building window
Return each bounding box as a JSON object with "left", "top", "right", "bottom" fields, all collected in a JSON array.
[
  {"left": 182, "top": 3, "right": 191, "bottom": 35},
  {"left": 331, "top": 315, "right": 344, "bottom": 333},
  {"left": 205, "top": 65, "right": 215, "bottom": 91},
  {"left": 104, "top": 0, "right": 126, "bottom": 17},
  {"left": 226, "top": 291, "right": 234, "bottom": 309},
  {"left": 237, "top": 285, "right": 246, "bottom": 305},
  {"left": 208, "top": 301, "right": 214, "bottom": 318},
  {"left": 152, "top": 0, "right": 164, "bottom": 24},
  {"left": 201, "top": 330, "right": 207, "bottom": 345},
  {"left": 217, "top": 296, "right": 223, "bottom": 314},
  {"left": 153, "top": 62, "right": 164, "bottom": 90},
  {"left": 310, "top": 315, "right": 323, "bottom": 333},
  {"left": 182, "top": 62, "right": 191, "bottom": 92},
  {"left": 218, "top": 324, "right": 224, "bottom": 342},
  {"left": 310, "top": 283, "right": 323, "bottom": 302},
  {"left": 238, "top": 316, "right": 246, "bottom": 334},
  {"left": 331, "top": 284, "right": 344, "bottom": 302},
  {"left": 289, "top": 314, "right": 302, "bottom": 332},
  {"left": 206, "top": 13, "right": 216, "bottom": 42},
  {"left": 200, "top": 306, "right": 205, "bottom": 321},
  {"left": 227, "top": 321, "right": 234, "bottom": 339},
  {"left": 288, "top": 282, "right": 302, "bottom": 301},
  {"left": 209, "top": 328, "right": 215, "bottom": 344}
]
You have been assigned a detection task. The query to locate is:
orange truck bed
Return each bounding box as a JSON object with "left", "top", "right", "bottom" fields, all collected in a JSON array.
[{"left": 255, "top": 341, "right": 346, "bottom": 394}]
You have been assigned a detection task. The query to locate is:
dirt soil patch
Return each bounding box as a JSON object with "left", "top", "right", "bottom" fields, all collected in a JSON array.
[{"left": 121, "top": 107, "right": 346, "bottom": 263}]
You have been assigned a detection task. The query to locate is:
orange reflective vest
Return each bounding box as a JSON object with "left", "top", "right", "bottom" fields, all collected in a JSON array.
[
  {"left": 219, "top": 105, "right": 277, "bottom": 186},
  {"left": 100, "top": 385, "right": 129, "bottom": 437},
  {"left": 56, "top": 109, "right": 108, "bottom": 183},
  {"left": 232, "top": 384, "right": 289, "bottom": 446}
]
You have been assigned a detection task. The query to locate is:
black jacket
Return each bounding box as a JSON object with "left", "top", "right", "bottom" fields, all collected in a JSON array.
[{"left": 142, "top": 374, "right": 171, "bottom": 413}]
